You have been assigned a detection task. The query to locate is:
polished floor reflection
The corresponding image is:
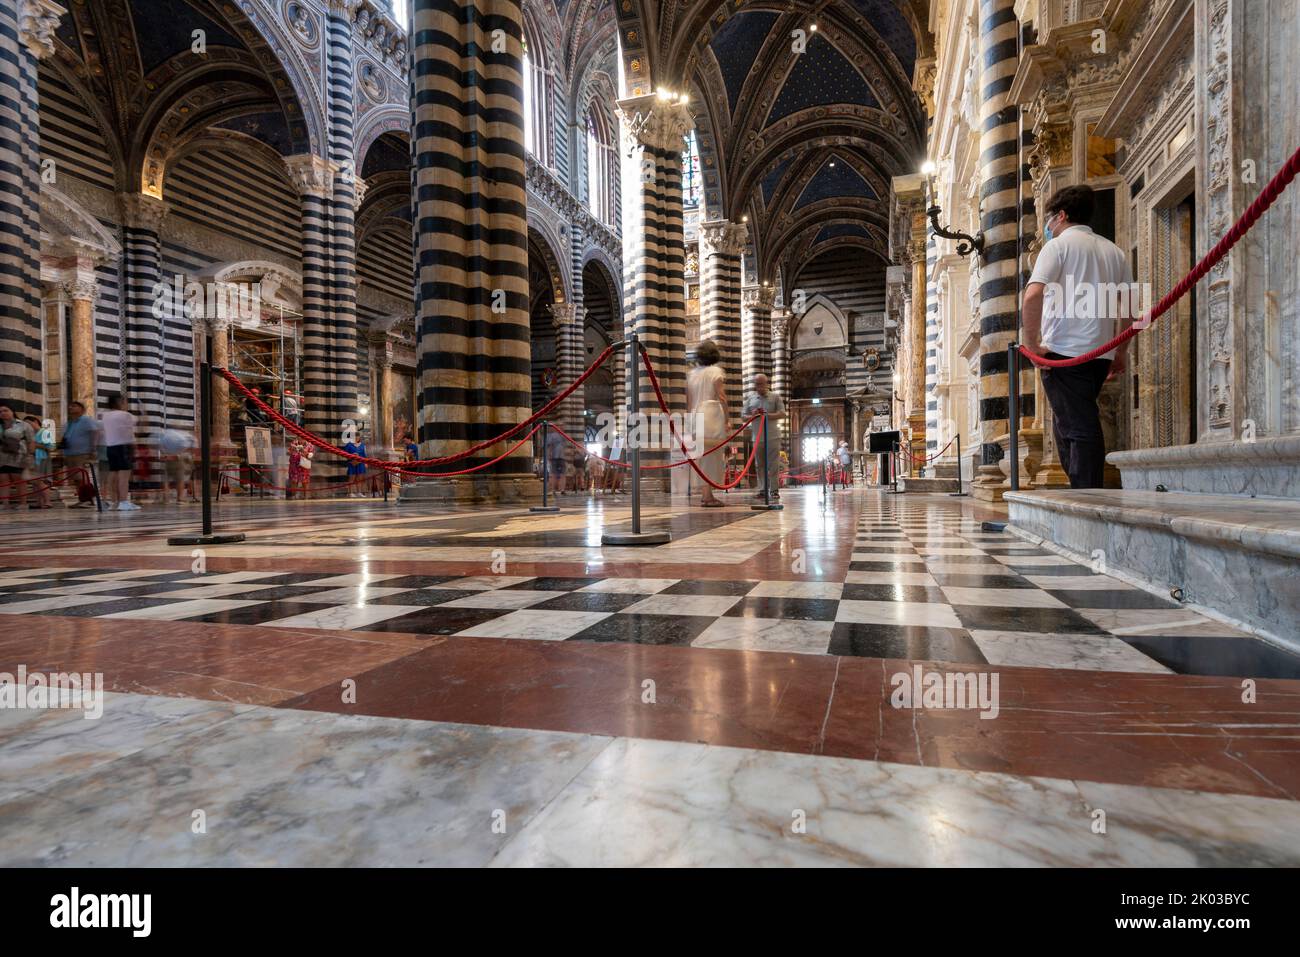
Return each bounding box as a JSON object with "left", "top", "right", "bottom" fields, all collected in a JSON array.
[{"left": 1, "top": 487, "right": 1297, "bottom": 865}]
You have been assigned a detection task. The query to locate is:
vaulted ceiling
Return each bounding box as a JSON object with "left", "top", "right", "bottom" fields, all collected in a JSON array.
[{"left": 618, "top": 0, "right": 931, "bottom": 286}]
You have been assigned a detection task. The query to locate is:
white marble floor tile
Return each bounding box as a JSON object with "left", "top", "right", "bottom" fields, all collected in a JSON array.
[
  {"left": 292, "top": 572, "right": 406, "bottom": 587},
  {"left": 577, "top": 578, "right": 680, "bottom": 594},
  {"left": 968, "top": 630, "right": 1173, "bottom": 673},
  {"left": 432, "top": 575, "right": 536, "bottom": 590},
  {"left": 135, "top": 582, "right": 283, "bottom": 600},
  {"left": 1076, "top": 608, "right": 1211, "bottom": 635},
  {"left": 915, "top": 547, "right": 988, "bottom": 556},
  {"left": 836, "top": 599, "right": 961, "bottom": 629},
  {"left": 992, "top": 554, "right": 1081, "bottom": 566},
  {"left": 102, "top": 599, "right": 267, "bottom": 621},
  {"left": 844, "top": 570, "right": 938, "bottom": 587},
  {"left": 262, "top": 604, "right": 426, "bottom": 630},
  {"left": 851, "top": 552, "right": 926, "bottom": 563},
  {"left": 941, "top": 586, "right": 1068, "bottom": 608},
  {"left": 1023, "top": 574, "right": 1133, "bottom": 590},
  {"left": 275, "top": 586, "right": 416, "bottom": 605},
  {"left": 748, "top": 580, "right": 843, "bottom": 599},
  {"left": 438, "top": 589, "right": 558, "bottom": 610},
  {"left": 20, "top": 580, "right": 150, "bottom": 596},
  {"left": 164, "top": 571, "right": 286, "bottom": 584},
  {"left": 0, "top": 594, "right": 119, "bottom": 615},
  {"left": 621, "top": 594, "right": 742, "bottom": 617},
  {"left": 455, "top": 609, "right": 610, "bottom": 640},
  {"left": 691, "top": 618, "right": 833, "bottom": 655}
]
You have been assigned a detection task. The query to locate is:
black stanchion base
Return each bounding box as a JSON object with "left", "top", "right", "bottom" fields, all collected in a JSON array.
[
  {"left": 166, "top": 533, "right": 247, "bottom": 545},
  {"left": 948, "top": 491, "right": 969, "bottom": 497},
  {"left": 751, "top": 503, "right": 784, "bottom": 511},
  {"left": 601, "top": 530, "right": 671, "bottom": 546},
  {"left": 981, "top": 521, "right": 1007, "bottom": 532},
  {"left": 529, "top": 505, "right": 560, "bottom": 513}
]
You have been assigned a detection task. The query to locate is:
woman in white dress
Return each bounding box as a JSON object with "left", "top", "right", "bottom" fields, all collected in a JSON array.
[{"left": 686, "top": 339, "right": 728, "bottom": 507}]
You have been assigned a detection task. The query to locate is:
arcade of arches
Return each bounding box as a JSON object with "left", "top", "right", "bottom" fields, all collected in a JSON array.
[{"left": 0, "top": 0, "right": 1299, "bottom": 868}]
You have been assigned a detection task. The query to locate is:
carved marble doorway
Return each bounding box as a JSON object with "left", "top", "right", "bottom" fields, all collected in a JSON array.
[{"left": 1137, "top": 189, "right": 1197, "bottom": 448}]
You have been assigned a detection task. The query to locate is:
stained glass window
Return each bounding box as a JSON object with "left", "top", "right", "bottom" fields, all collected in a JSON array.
[{"left": 682, "top": 129, "right": 701, "bottom": 208}]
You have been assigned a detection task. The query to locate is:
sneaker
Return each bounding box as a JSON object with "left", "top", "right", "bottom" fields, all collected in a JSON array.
[{"left": 118, "top": 501, "right": 141, "bottom": 511}]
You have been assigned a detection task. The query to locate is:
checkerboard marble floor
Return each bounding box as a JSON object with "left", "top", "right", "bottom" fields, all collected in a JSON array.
[{"left": 3, "top": 496, "right": 1294, "bottom": 678}]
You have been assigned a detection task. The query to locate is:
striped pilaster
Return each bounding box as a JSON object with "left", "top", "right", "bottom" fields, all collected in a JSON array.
[
  {"left": 771, "top": 310, "right": 790, "bottom": 455},
  {"left": 411, "top": 0, "right": 532, "bottom": 479},
  {"left": 119, "top": 193, "right": 168, "bottom": 457},
  {"left": 551, "top": 302, "right": 584, "bottom": 442},
  {"left": 0, "top": 1, "right": 62, "bottom": 417},
  {"left": 973, "top": 0, "right": 1021, "bottom": 498},
  {"left": 699, "top": 219, "right": 746, "bottom": 393},
  {"left": 925, "top": 234, "right": 939, "bottom": 451},
  {"left": 741, "top": 284, "right": 775, "bottom": 397},
  {"left": 617, "top": 94, "right": 691, "bottom": 473}
]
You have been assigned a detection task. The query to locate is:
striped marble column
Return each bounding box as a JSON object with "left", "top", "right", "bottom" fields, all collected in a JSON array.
[
  {"left": 324, "top": 0, "right": 358, "bottom": 446},
  {"left": 0, "top": 0, "right": 62, "bottom": 417},
  {"left": 617, "top": 94, "right": 691, "bottom": 478},
  {"left": 698, "top": 219, "right": 747, "bottom": 393},
  {"left": 119, "top": 193, "right": 168, "bottom": 460},
  {"left": 972, "top": 0, "right": 1021, "bottom": 501},
  {"left": 551, "top": 302, "right": 584, "bottom": 443},
  {"left": 285, "top": 154, "right": 344, "bottom": 466},
  {"left": 741, "top": 283, "right": 775, "bottom": 398},
  {"left": 409, "top": 0, "right": 534, "bottom": 500},
  {"left": 771, "top": 309, "right": 790, "bottom": 454},
  {"left": 925, "top": 234, "right": 939, "bottom": 454}
]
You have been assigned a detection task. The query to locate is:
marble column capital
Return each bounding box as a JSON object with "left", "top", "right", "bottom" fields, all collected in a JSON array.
[
  {"left": 617, "top": 95, "right": 693, "bottom": 153},
  {"left": 19, "top": 0, "right": 65, "bottom": 60},
  {"left": 550, "top": 302, "right": 581, "bottom": 325},
  {"left": 118, "top": 192, "right": 168, "bottom": 232},
  {"left": 205, "top": 314, "right": 235, "bottom": 336},
  {"left": 699, "top": 220, "right": 749, "bottom": 258},
  {"left": 62, "top": 278, "right": 98, "bottom": 303},
  {"left": 285, "top": 154, "right": 336, "bottom": 198},
  {"left": 771, "top": 311, "right": 790, "bottom": 338},
  {"left": 743, "top": 285, "right": 776, "bottom": 312}
]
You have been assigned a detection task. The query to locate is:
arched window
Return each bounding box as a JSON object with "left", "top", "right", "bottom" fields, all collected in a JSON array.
[
  {"left": 800, "top": 414, "right": 834, "bottom": 466},
  {"left": 682, "top": 128, "right": 701, "bottom": 208},
  {"left": 521, "top": 19, "right": 551, "bottom": 166},
  {"left": 586, "top": 103, "right": 616, "bottom": 225}
]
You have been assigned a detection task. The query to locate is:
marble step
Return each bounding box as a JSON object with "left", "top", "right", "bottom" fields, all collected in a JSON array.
[
  {"left": 898, "top": 475, "right": 962, "bottom": 493},
  {"left": 1005, "top": 488, "right": 1300, "bottom": 651},
  {"left": 1108, "top": 435, "right": 1300, "bottom": 498}
]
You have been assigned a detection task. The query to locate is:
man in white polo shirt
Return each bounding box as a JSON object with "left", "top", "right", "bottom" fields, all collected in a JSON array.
[{"left": 1021, "top": 184, "right": 1133, "bottom": 489}]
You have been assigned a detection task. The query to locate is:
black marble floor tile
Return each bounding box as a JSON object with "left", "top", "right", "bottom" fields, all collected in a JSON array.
[
  {"left": 975, "top": 547, "right": 1054, "bottom": 556},
  {"left": 828, "top": 623, "right": 986, "bottom": 663},
  {"left": 951, "top": 604, "right": 1110, "bottom": 634},
  {"left": 724, "top": 597, "right": 840, "bottom": 621},
  {"left": 850, "top": 560, "right": 927, "bottom": 572},
  {"left": 244, "top": 572, "right": 347, "bottom": 586},
  {"left": 841, "top": 583, "right": 949, "bottom": 603},
  {"left": 927, "top": 573, "right": 1036, "bottom": 589},
  {"left": 378, "top": 575, "right": 463, "bottom": 589},
  {"left": 999, "top": 564, "right": 1094, "bottom": 576},
  {"left": 359, "top": 606, "right": 510, "bottom": 636},
  {"left": 567, "top": 614, "right": 715, "bottom": 646},
  {"left": 1045, "top": 589, "right": 1183, "bottom": 610},
  {"left": 39, "top": 597, "right": 189, "bottom": 617},
  {"left": 367, "top": 589, "right": 484, "bottom": 607},
  {"left": 1118, "top": 634, "right": 1300, "bottom": 680},
  {"left": 222, "top": 584, "right": 344, "bottom": 602},
  {"left": 503, "top": 576, "right": 605, "bottom": 591},
  {"left": 0, "top": 580, "right": 74, "bottom": 594},
  {"left": 661, "top": 579, "right": 760, "bottom": 596},
  {"left": 181, "top": 601, "right": 333, "bottom": 626},
  {"left": 530, "top": 591, "right": 648, "bottom": 613},
  {"left": 919, "top": 554, "right": 1004, "bottom": 565}
]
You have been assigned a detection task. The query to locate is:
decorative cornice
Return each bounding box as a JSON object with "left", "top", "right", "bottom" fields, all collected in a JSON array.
[
  {"left": 285, "top": 154, "right": 336, "bottom": 198},
  {"left": 18, "top": 0, "right": 65, "bottom": 60},
  {"left": 525, "top": 155, "right": 620, "bottom": 261},
  {"left": 353, "top": 1, "right": 408, "bottom": 77}
]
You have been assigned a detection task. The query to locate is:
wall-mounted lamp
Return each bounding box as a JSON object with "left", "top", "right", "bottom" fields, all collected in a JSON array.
[{"left": 920, "top": 160, "right": 983, "bottom": 258}]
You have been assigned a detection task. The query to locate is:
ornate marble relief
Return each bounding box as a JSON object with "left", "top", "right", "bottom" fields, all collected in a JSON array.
[{"left": 1201, "top": 0, "right": 1234, "bottom": 433}]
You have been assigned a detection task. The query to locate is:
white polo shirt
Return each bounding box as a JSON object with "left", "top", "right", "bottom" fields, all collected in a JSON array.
[{"left": 1028, "top": 225, "right": 1132, "bottom": 359}]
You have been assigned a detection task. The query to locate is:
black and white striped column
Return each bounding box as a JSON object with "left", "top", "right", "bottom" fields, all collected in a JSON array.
[
  {"left": 119, "top": 193, "right": 168, "bottom": 465},
  {"left": 325, "top": 0, "right": 358, "bottom": 450},
  {"left": 771, "top": 309, "right": 790, "bottom": 455},
  {"left": 741, "top": 284, "right": 775, "bottom": 399},
  {"left": 0, "top": 0, "right": 62, "bottom": 417},
  {"left": 973, "top": 0, "right": 1021, "bottom": 499},
  {"left": 410, "top": 0, "right": 533, "bottom": 491},
  {"left": 698, "top": 219, "right": 746, "bottom": 394},
  {"left": 617, "top": 93, "right": 691, "bottom": 476},
  {"left": 551, "top": 301, "right": 584, "bottom": 443}
]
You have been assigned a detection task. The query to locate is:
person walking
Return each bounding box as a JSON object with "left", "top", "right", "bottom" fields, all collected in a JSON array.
[
  {"left": 1021, "top": 183, "right": 1133, "bottom": 489},
  {"left": 344, "top": 431, "right": 368, "bottom": 497},
  {"left": 287, "top": 437, "right": 313, "bottom": 499},
  {"left": 61, "top": 401, "right": 101, "bottom": 508},
  {"left": 544, "top": 418, "right": 567, "bottom": 495},
  {"left": 743, "top": 373, "right": 785, "bottom": 502},
  {"left": 158, "top": 426, "right": 198, "bottom": 504},
  {"left": 687, "top": 339, "right": 728, "bottom": 507},
  {"left": 836, "top": 439, "right": 853, "bottom": 489},
  {"left": 23, "top": 416, "right": 52, "bottom": 508},
  {"left": 0, "top": 405, "right": 30, "bottom": 511},
  {"left": 99, "top": 394, "right": 139, "bottom": 510}
]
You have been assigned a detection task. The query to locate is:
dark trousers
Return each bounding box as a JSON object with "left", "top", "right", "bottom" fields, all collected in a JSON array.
[{"left": 1039, "top": 352, "right": 1111, "bottom": 489}]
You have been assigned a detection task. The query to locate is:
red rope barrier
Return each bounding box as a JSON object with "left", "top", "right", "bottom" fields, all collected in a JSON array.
[
  {"left": 0, "top": 464, "right": 90, "bottom": 492},
  {"left": 215, "top": 342, "right": 615, "bottom": 470},
  {"left": 1021, "top": 142, "right": 1300, "bottom": 368},
  {"left": 637, "top": 348, "right": 763, "bottom": 491},
  {"left": 898, "top": 436, "right": 956, "bottom": 465},
  {"left": 547, "top": 413, "right": 762, "bottom": 470}
]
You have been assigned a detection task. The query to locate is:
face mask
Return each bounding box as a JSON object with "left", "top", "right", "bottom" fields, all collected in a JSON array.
[{"left": 1044, "top": 213, "right": 1059, "bottom": 241}]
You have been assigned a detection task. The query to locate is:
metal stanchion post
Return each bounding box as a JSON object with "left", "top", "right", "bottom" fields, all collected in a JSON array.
[
  {"left": 602, "top": 333, "right": 669, "bottom": 545},
  {"left": 1008, "top": 343, "right": 1020, "bottom": 493},
  {"left": 383, "top": 469, "right": 390, "bottom": 504},
  {"left": 87, "top": 462, "right": 103, "bottom": 513},
  {"left": 950, "top": 433, "right": 968, "bottom": 497},
  {"left": 530, "top": 421, "right": 559, "bottom": 513},
  {"left": 168, "top": 348, "right": 245, "bottom": 546},
  {"left": 751, "top": 413, "right": 782, "bottom": 511}
]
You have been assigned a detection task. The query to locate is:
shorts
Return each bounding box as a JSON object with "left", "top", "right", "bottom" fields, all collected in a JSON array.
[
  {"left": 548, "top": 457, "right": 566, "bottom": 476},
  {"left": 165, "top": 453, "right": 194, "bottom": 482},
  {"left": 106, "top": 444, "right": 134, "bottom": 472}
]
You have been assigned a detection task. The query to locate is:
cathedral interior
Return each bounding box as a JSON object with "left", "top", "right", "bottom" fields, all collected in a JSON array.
[{"left": 1, "top": 0, "right": 1299, "bottom": 877}]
